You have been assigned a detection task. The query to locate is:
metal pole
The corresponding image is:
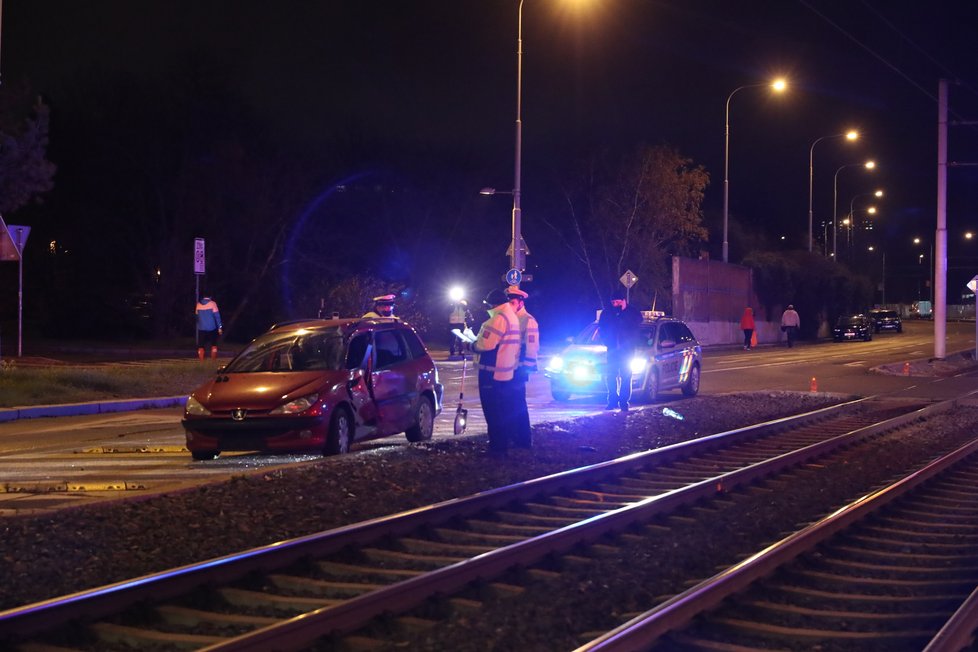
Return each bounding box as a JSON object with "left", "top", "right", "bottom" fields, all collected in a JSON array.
[
  {"left": 882, "top": 252, "right": 886, "bottom": 305},
  {"left": 936, "top": 79, "right": 948, "bottom": 359},
  {"left": 511, "top": 0, "right": 524, "bottom": 272},
  {"left": 832, "top": 168, "right": 839, "bottom": 261},
  {"left": 808, "top": 143, "right": 815, "bottom": 254},
  {"left": 723, "top": 92, "right": 731, "bottom": 264},
  {"left": 16, "top": 227, "right": 23, "bottom": 357}
]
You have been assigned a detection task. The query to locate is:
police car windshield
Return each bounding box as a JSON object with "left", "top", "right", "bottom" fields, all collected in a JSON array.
[{"left": 225, "top": 330, "right": 346, "bottom": 373}]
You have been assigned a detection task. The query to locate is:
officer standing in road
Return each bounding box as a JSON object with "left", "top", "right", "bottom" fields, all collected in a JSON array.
[
  {"left": 507, "top": 285, "right": 539, "bottom": 448},
  {"left": 598, "top": 288, "right": 642, "bottom": 411},
  {"left": 195, "top": 296, "right": 223, "bottom": 361},
  {"left": 473, "top": 288, "right": 522, "bottom": 454},
  {"left": 363, "top": 294, "right": 396, "bottom": 318},
  {"left": 448, "top": 299, "right": 469, "bottom": 357}
]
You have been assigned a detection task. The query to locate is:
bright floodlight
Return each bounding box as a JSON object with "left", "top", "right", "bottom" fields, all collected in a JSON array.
[
  {"left": 845, "top": 130, "right": 859, "bottom": 140},
  {"left": 449, "top": 286, "right": 465, "bottom": 302},
  {"left": 865, "top": 160, "right": 876, "bottom": 169},
  {"left": 914, "top": 237, "right": 922, "bottom": 244},
  {"left": 867, "top": 245, "right": 875, "bottom": 251},
  {"left": 874, "top": 190, "right": 883, "bottom": 197},
  {"left": 867, "top": 206, "right": 877, "bottom": 214},
  {"left": 966, "top": 232, "right": 974, "bottom": 240},
  {"left": 771, "top": 78, "right": 787, "bottom": 92}
]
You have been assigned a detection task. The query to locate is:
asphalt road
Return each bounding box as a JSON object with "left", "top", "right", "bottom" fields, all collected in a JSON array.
[{"left": 1, "top": 320, "right": 975, "bottom": 515}]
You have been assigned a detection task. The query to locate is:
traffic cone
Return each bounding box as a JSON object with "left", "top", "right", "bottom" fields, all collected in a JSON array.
[
  {"left": 210, "top": 346, "right": 218, "bottom": 360},
  {"left": 810, "top": 376, "right": 818, "bottom": 392},
  {"left": 903, "top": 362, "right": 910, "bottom": 376},
  {"left": 197, "top": 347, "right": 205, "bottom": 361}
]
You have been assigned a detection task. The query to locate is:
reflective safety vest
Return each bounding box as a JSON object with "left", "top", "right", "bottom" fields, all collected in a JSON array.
[
  {"left": 449, "top": 303, "right": 467, "bottom": 324},
  {"left": 516, "top": 307, "right": 539, "bottom": 372},
  {"left": 474, "top": 302, "right": 521, "bottom": 381}
]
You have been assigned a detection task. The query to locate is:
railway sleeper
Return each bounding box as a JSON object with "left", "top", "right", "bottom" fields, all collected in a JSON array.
[
  {"left": 154, "top": 604, "right": 277, "bottom": 629},
  {"left": 395, "top": 536, "right": 496, "bottom": 556},
  {"left": 267, "top": 573, "right": 385, "bottom": 598},
  {"left": 359, "top": 546, "right": 466, "bottom": 568},
  {"left": 432, "top": 526, "right": 525, "bottom": 545},
  {"left": 90, "top": 622, "right": 225, "bottom": 649},
  {"left": 463, "top": 517, "right": 553, "bottom": 536},
  {"left": 218, "top": 586, "right": 338, "bottom": 612},
  {"left": 316, "top": 560, "right": 423, "bottom": 582}
]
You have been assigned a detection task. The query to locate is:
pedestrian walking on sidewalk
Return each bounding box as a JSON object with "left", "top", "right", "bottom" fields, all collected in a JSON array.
[{"left": 196, "top": 296, "right": 223, "bottom": 360}]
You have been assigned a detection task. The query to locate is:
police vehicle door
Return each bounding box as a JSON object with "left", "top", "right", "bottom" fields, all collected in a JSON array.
[{"left": 656, "top": 322, "right": 684, "bottom": 388}]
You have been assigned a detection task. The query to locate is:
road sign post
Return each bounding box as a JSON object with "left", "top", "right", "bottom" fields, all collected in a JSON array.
[
  {"left": 194, "top": 238, "right": 206, "bottom": 346},
  {"left": 968, "top": 276, "right": 978, "bottom": 362},
  {"left": 619, "top": 269, "right": 638, "bottom": 303},
  {"left": 0, "top": 217, "right": 31, "bottom": 357}
]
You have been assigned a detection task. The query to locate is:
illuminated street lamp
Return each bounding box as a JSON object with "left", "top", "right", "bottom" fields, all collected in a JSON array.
[
  {"left": 832, "top": 160, "right": 875, "bottom": 260},
  {"left": 723, "top": 77, "right": 787, "bottom": 263},
  {"left": 808, "top": 130, "right": 858, "bottom": 253}
]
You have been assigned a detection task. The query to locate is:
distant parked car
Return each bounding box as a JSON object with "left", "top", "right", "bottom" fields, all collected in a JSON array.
[
  {"left": 544, "top": 312, "right": 702, "bottom": 403},
  {"left": 182, "top": 317, "right": 443, "bottom": 460},
  {"left": 832, "top": 314, "right": 873, "bottom": 342},
  {"left": 868, "top": 309, "right": 902, "bottom": 333}
]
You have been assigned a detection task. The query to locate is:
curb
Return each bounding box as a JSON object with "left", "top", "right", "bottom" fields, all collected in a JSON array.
[{"left": 0, "top": 396, "right": 187, "bottom": 423}]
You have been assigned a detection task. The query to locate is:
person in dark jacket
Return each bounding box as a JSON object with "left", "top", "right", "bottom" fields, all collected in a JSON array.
[
  {"left": 598, "top": 289, "right": 643, "bottom": 411},
  {"left": 195, "top": 296, "right": 223, "bottom": 361}
]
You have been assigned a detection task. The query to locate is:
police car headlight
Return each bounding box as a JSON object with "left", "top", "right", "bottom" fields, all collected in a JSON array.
[
  {"left": 629, "top": 357, "right": 647, "bottom": 374},
  {"left": 185, "top": 395, "right": 211, "bottom": 416},
  {"left": 571, "top": 364, "right": 590, "bottom": 381},
  {"left": 270, "top": 393, "right": 320, "bottom": 415},
  {"left": 547, "top": 356, "right": 564, "bottom": 372}
]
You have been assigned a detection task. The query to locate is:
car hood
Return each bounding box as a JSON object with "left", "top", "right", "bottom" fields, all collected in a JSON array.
[
  {"left": 192, "top": 371, "right": 346, "bottom": 411},
  {"left": 559, "top": 344, "right": 607, "bottom": 362}
]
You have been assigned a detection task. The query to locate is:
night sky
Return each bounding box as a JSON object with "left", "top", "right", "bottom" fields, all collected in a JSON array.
[{"left": 4, "top": 0, "right": 978, "bottom": 304}]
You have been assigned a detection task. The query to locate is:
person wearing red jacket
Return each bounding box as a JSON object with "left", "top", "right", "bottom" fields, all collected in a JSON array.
[{"left": 740, "top": 306, "right": 756, "bottom": 350}]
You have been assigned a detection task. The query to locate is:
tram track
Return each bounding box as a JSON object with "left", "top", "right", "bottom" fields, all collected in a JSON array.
[{"left": 0, "top": 396, "right": 956, "bottom": 651}]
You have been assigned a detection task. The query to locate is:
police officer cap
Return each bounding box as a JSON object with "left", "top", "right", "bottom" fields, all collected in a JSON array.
[
  {"left": 483, "top": 289, "right": 509, "bottom": 308},
  {"left": 506, "top": 285, "right": 528, "bottom": 300},
  {"left": 372, "top": 294, "right": 396, "bottom": 305}
]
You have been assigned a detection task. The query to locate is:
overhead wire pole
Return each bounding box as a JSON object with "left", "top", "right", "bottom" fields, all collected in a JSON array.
[
  {"left": 511, "top": 0, "right": 525, "bottom": 273},
  {"left": 935, "top": 79, "right": 948, "bottom": 359}
]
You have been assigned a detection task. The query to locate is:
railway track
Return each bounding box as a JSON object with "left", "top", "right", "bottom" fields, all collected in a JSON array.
[
  {"left": 0, "top": 396, "right": 954, "bottom": 651},
  {"left": 578, "top": 415, "right": 978, "bottom": 652}
]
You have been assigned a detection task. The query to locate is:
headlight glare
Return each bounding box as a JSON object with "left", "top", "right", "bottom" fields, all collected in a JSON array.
[
  {"left": 548, "top": 356, "right": 564, "bottom": 371},
  {"left": 629, "top": 357, "right": 647, "bottom": 374}
]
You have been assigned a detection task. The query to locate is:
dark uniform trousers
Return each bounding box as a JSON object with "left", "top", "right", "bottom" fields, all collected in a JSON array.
[
  {"left": 478, "top": 370, "right": 519, "bottom": 452},
  {"left": 513, "top": 367, "right": 531, "bottom": 448},
  {"left": 606, "top": 348, "right": 633, "bottom": 408}
]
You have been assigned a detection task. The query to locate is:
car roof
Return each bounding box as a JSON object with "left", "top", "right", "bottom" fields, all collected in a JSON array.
[{"left": 267, "top": 317, "right": 410, "bottom": 335}]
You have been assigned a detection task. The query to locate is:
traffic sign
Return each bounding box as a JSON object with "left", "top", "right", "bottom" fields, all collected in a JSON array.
[
  {"left": 0, "top": 218, "right": 29, "bottom": 261},
  {"left": 620, "top": 269, "right": 638, "bottom": 288},
  {"left": 505, "top": 268, "right": 522, "bottom": 285},
  {"left": 968, "top": 275, "right": 978, "bottom": 293},
  {"left": 194, "top": 238, "right": 206, "bottom": 275}
]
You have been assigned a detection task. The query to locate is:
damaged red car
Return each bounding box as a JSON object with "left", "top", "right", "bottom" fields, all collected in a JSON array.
[{"left": 182, "top": 318, "right": 443, "bottom": 460}]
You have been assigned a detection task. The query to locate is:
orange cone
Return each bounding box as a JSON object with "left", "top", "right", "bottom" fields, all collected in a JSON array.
[
  {"left": 197, "top": 347, "right": 205, "bottom": 361},
  {"left": 210, "top": 346, "right": 218, "bottom": 360},
  {"left": 810, "top": 376, "right": 818, "bottom": 392},
  {"left": 903, "top": 362, "right": 910, "bottom": 376}
]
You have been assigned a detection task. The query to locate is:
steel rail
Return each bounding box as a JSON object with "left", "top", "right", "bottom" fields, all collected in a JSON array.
[
  {"left": 0, "top": 397, "right": 868, "bottom": 641},
  {"left": 575, "top": 397, "right": 974, "bottom": 652}
]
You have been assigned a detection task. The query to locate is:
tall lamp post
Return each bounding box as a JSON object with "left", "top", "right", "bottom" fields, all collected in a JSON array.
[
  {"left": 510, "top": 0, "right": 526, "bottom": 273},
  {"left": 808, "top": 130, "right": 858, "bottom": 253},
  {"left": 723, "top": 78, "right": 787, "bottom": 263},
  {"left": 832, "top": 160, "right": 875, "bottom": 260}
]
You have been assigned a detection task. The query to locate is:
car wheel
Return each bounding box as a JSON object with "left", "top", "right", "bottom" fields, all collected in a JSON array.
[
  {"left": 406, "top": 396, "right": 435, "bottom": 442},
  {"left": 897, "top": 326, "right": 903, "bottom": 333},
  {"left": 551, "top": 387, "right": 571, "bottom": 402},
  {"left": 681, "top": 363, "right": 700, "bottom": 397},
  {"left": 865, "top": 332, "right": 873, "bottom": 341},
  {"left": 645, "top": 370, "right": 660, "bottom": 403},
  {"left": 324, "top": 406, "right": 354, "bottom": 455},
  {"left": 191, "top": 450, "right": 219, "bottom": 461}
]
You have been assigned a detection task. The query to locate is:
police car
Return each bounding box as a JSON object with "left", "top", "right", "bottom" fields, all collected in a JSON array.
[{"left": 544, "top": 311, "right": 702, "bottom": 403}]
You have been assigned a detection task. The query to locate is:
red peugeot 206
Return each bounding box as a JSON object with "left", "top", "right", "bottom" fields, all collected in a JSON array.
[{"left": 182, "top": 317, "right": 443, "bottom": 460}]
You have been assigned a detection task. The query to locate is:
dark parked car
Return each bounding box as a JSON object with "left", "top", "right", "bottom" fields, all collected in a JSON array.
[
  {"left": 868, "top": 309, "right": 902, "bottom": 333},
  {"left": 182, "top": 317, "right": 443, "bottom": 460},
  {"left": 832, "top": 314, "right": 873, "bottom": 342},
  {"left": 544, "top": 312, "right": 702, "bottom": 403}
]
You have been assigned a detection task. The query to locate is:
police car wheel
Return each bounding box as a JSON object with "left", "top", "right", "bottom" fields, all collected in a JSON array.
[
  {"left": 324, "top": 406, "right": 353, "bottom": 455},
  {"left": 191, "top": 450, "right": 219, "bottom": 461},
  {"left": 406, "top": 396, "right": 435, "bottom": 442},
  {"left": 681, "top": 363, "right": 700, "bottom": 397},
  {"left": 645, "top": 370, "right": 660, "bottom": 403},
  {"left": 551, "top": 388, "right": 571, "bottom": 402}
]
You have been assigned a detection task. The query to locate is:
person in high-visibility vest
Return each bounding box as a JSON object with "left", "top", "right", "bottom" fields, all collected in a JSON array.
[
  {"left": 363, "top": 294, "right": 396, "bottom": 318},
  {"left": 473, "top": 288, "right": 521, "bottom": 455},
  {"left": 195, "top": 296, "right": 223, "bottom": 360},
  {"left": 507, "top": 286, "right": 539, "bottom": 448},
  {"left": 448, "top": 300, "right": 469, "bottom": 356}
]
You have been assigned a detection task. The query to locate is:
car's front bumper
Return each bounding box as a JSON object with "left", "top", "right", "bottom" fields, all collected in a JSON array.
[{"left": 182, "top": 414, "right": 329, "bottom": 452}]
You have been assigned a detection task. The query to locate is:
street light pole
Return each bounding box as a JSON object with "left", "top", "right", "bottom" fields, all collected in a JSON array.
[
  {"left": 723, "top": 79, "right": 786, "bottom": 264},
  {"left": 832, "top": 160, "right": 875, "bottom": 261},
  {"left": 808, "top": 131, "right": 858, "bottom": 254},
  {"left": 511, "top": 0, "right": 525, "bottom": 273}
]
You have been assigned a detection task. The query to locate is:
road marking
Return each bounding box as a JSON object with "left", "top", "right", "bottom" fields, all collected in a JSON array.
[{"left": 844, "top": 361, "right": 867, "bottom": 367}]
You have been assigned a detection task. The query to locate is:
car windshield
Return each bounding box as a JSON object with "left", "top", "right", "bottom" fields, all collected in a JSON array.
[
  {"left": 876, "top": 311, "right": 897, "bottom": 319},
  {"left": 837, "top": 316, "right": 862, "bottom": 327},
  {"left": 574, "top": 322, "right": 657, "bottom": 346},
  {"left": 224, "top": 329, "right": 346, "bottom": 373}
]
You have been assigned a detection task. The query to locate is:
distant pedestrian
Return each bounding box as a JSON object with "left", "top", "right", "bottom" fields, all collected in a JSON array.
[
  {"left": 780, "top": 304, "right": 800, "bottom": 348},
  {"left": 473, "top": 288, "right": 522, "bottom": 455},
  {"left": 507, "top": 285, "right": 539, "bottom": 448},
  {"left": 195, "top": 296, "right": 223, "bottom": 360},
  {"left": 740, "top": 306, "right": 755, "bottom": 350},
  {"left": 598, "top": 289, "right": 643, "bottom": 411},
  {"left": 363, "top": 294, "right": 396, "bottom": 318}
]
